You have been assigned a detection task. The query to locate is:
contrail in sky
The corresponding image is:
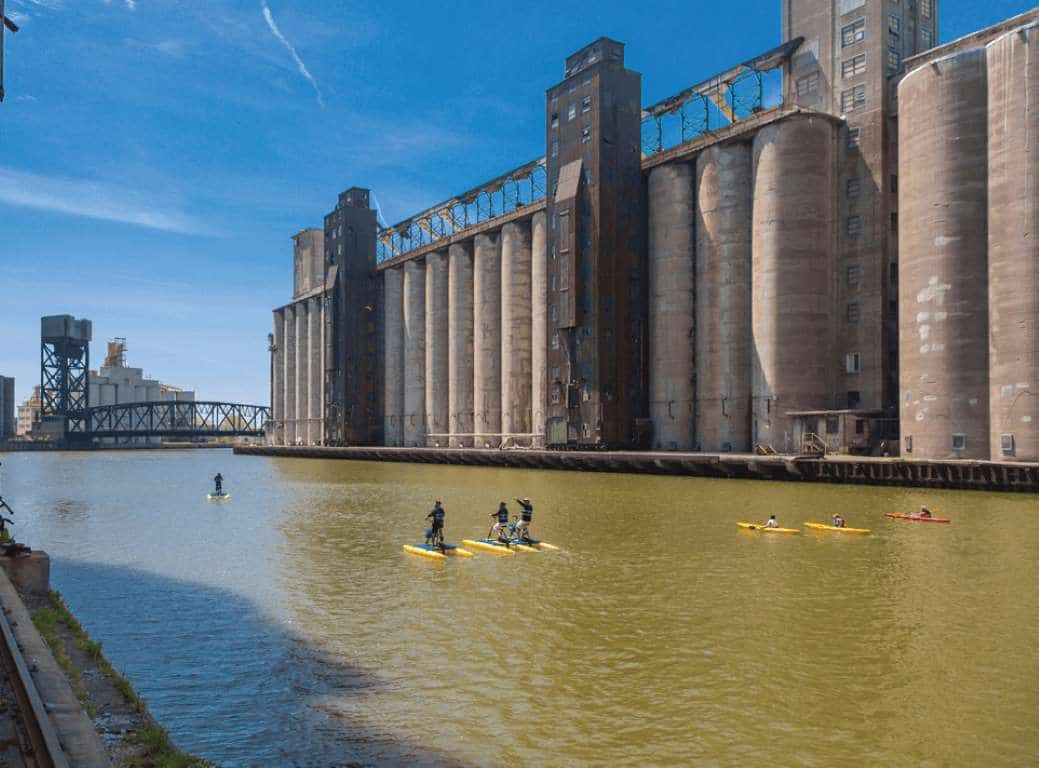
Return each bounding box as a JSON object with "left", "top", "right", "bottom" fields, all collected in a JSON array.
[{"left": 260, "top": 0, "right": 325, "bottom": 108}]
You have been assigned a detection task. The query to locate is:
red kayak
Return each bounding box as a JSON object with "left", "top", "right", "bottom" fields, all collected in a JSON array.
[{"left": 884, "top": 513, "right": 951, "bottom": 524}]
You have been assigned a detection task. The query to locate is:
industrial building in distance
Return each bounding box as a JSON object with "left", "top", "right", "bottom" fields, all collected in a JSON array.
[{"left": 269, "top": 0, "right": 1038, "bottom": 463}]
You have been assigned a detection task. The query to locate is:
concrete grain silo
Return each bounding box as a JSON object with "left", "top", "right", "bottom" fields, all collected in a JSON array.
[
  {"left": 987, "top": 23, "right": 1039, "bottom": 461},
  {"left": 898, "top": 48, "right": 990, "bottom": 460},
  {"left": 473, "top": 233, "right": 502, "bottom": 446},
  {"left": 402, "top": 259, "right": 426, "bottom": 447},
  {"left": 647, "top": 162, "right": 695, "bottom": 450},
  {"left": 695, "top": 143, "right": 753, "bottom": 452},
  {"left": 750, "top": 116, "right": 837, "bottom": 452},
  {"left": 383, "top": 266, "right": 404, "bottom": 447},
  {"left": 425, "top": 251, "right": 450, "bottom": 446},
  {"left": 448, "top": 243, "right": 475, "bottom": 447}
]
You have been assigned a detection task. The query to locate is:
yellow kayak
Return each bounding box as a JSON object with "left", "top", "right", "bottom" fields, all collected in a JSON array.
[
  {"left": 403, "top": 543, "right": 475, "bottom": 560},
  {"left": 737, "top": 522, "right": 800, "bottom": 535},
  {"left": 462, "top": 538, "right": 519, "bottom": 556},
  {"left": 804, "top": 522, "right": 871, "bottom": 534},
  {"left": 207, "top": 493, "right": 230, "bottom": 501}
]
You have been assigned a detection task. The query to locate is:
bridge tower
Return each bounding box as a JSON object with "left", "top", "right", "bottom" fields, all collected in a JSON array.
[{"left": 39, "top": 315, "right": 92, "bottom": 443}]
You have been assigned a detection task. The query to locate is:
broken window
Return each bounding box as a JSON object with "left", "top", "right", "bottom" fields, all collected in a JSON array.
[
  {"left": 847, "top": 127, "right": 861, "bottom": 148},
  {"left": 568, "top": 103, "right": 576, "bottom": 121},
  {"left": 846, "top": 177, "right": 862, "bottom": 198},
  {"left": 581, "top": 95, "right": 592, "bottom": 113},
  {"left": 847, "top": 263, "right": 863, "bottom": 288},
  {"left": 847, "top": 302, "right": 861, "bottom": 324},
  {"left": 581, "top": 125, "right": 592, "bottom": 143},
  {"left": 847, "top": 214, "right": 863, "bottom": 237},
  {"left": 952, "top": 433, "right": 966, "bottom": 450},
  {"left": 887, "top": 49, "right": 901, "bottom": 74},
  {"left": 840, "top": 84, "right": 866, "bottom": 112}
]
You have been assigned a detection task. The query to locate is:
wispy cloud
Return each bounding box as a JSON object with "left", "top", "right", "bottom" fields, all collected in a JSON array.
[
  {"left": 0, "top": 166, "right": 213, "bottom": 235},
  {"left": 259, "top": 0, "right": 324, "bottom": 108}
]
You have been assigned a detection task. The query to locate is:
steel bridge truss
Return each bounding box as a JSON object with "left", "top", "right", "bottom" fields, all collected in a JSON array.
[
  {"left": 41, "top": 339, "right": 90, "bottom": 434},
  {"left": 639, "top": 37, "right": 802, "bottom": 158},
  {"left": 87, "top": 401, "right": 270, "bottom": 438},
  {"left": 376, "top": 158, "right": 547, "bottom": 264}
]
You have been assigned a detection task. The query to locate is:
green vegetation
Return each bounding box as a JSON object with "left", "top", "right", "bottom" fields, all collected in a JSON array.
[{"left": 33, "top": 591, "right": 215, "bottom": 768}]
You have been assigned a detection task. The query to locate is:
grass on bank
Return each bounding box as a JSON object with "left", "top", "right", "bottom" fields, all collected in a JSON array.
[{"left": 33, "top": 591, "right": 215, "bottom": 768}]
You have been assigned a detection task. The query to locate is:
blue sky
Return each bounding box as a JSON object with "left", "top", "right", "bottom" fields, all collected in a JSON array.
[{"left": 0, "top": 0, "right": 1032, "bottom": 406}]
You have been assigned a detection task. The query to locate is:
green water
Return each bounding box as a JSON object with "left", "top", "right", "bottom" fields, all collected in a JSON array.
[{"left": 3, "top": 450, "right": 1037, "bottom": 766}]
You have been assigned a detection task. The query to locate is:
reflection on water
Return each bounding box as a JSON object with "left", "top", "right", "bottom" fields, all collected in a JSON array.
[{"left": 2, "top": 450, "right": 1037, "bottom": 766}]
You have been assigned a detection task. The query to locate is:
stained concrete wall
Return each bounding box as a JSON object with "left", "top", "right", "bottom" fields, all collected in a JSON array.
[
  {"left": 987, "top": 23, "right": 1038, "bottom": 461},
  {"left": 501, "top": 221, "right": 533, "bottom": 441},
  {"left": 531, "top": 212, "right": 548, "bottom": 445},
  {"left": 403, "top": 260, "right": 427, "bottom": 447},
  {"left": 383, "top": 266, "right": 404, "bottom": 447},
  {"left": 448, "top": 243, "right": 475, "bottom": 447},
  {"left": 648, "top": 163, "right": 695, "bottom": 450},
  {"left": 271, "top": 310, "right": 285, "bottom": 445},
  {"left": 283, "top": 304, "right": 297, "bottom": 446},
  {"left": 751, "top": 116, "right": 836, "bottom": 452},
  {"left": 307, "top": 296, "right": 322, "bottom": 445},
  {"left": 295, "top": 300, "right": 308, "bottom": 446},
  {"left": 473, "top": 233, "right": 502, "bottom": 446},
  {"left": 695, "top": 143, "right": 753, "bottom": 453},
  {"left": 425, "top": 251, "right": 450, "bottom": 446},
  {"left": 899, "top": 48, "right": 990, "bottom": 460}
]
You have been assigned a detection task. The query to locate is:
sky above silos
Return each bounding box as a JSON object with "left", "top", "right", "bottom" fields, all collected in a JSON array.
[{"left": 0, "top": 0, "right": 1032, "bottom": 405}]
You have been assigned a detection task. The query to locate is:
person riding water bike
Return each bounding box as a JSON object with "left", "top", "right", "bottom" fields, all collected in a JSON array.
[
  {"left": 489, "top": 502, "right": 510, "bottom": 542},
  {"left": 514, "top": 498, "right": 534, "bottom": 543},
  {"left": 426, "top": 501, "right": 446, "bottom": 548},
  {"left": 213, "top": 473, "right": 224, "bottom": 497},
  {"left": 832, "top": 513, "right": 846, "bottom": 528}
]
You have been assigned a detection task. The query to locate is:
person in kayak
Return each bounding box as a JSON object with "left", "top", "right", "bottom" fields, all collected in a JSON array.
[
  {"left": 213, "top": 473, "right": 224, "bottom": 496},
  {"left": 832, "top": 513, "right": 846, "bottom": 528},
  {"left": 918, "top": 506, "right": 933, "bottom": 518},
  {"left": 763, "top": 514, "right": 778, "bottom": 528},
  {"left": 426, "top": 501, "right": 446, "bottom": 548},
  {"left": 489, "top": 502, "right": 510, "bottom": 541},
  {"left": 514, "top": 498, "right": 534, "bottom": 542}
]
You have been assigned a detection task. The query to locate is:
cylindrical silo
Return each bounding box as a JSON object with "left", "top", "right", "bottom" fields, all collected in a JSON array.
[
  {"left": 899, "top": 48, "right": 990, "bottom": 460},
  {"left": 283, "top": 304, "right": 297, "bottom": 446},
  {"left": 295, "top": 301, "right": 308, "bottom": 446},
  {"left": 988, "top": 24, "right": 1038, "bottom": 461},
  {"left": 501, "top": 220, "right": 533, "bottom": 442},
  {"left": 531, "top": 212, "right": 548, "bottom": 445},
  {"left": 473, "top": 232, "right": 502, "bottom": 447},
  {"left": 403, "top": 259, "right": 426, "bottom": 447},
  {"left": 383, "top": 266, "right": 404, "bottom": 447},
  {"left": 272, "top": 309, "right": 284, "bottom": 444},
  {"left": 648, "top": 162, "right": 695, "bottom": 450},
  {"left": 696, "top": 143, "right": 753, "bottom": 453},
  {"left": 448, "top": 243, "right": 475, "bottom": 447},
  {"left": 751, "top": 116, "right": 836, "bottom": 452},
  {"left": 425, "top": 251, "right": 450, "bottom": 447},
  {"left": 307, "top": 296, "right": 321, "bottom": 445}
]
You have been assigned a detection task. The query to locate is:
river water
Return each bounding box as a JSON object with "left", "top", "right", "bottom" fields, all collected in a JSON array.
[{"left": 0, "top": 449, "right": 1036, "bottom": 766}]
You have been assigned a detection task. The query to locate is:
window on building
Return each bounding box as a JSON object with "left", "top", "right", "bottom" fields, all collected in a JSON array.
[
  {"left": 581, "top": 125, "right": 592, "bottom": 144},
  {"left": 921, "top": 0, "right": 932, "bottom": 20},
  {"left": 567, "top": 103, "right": 576, "bottom": 121},
  {"left": 842, "top": 53, "right": 867, "bottom": 79},
  {"left": 847, "top": 263, "right": 863, "bottom": 288},
  {"left": 826, "top": 416, "right": 840, "bottom": 435},
  {"left": 796, "top": 72, "right": 819, "bottom": 96},
  {"left": 847, "top": 302, "right": 861, "bottom": 324},
  {"left": 889, "top": 262, "right": 898, "bottom": 283},
  {"left": 581, "top": 95, "right": 592, "bottom": 113},
  {"left": 855, "top": 419, "right": 865, "bottom": 434},
  {"left": 847, "top": 214, "right": 863, "bottom": 237},
  {"left": 887, "top": 49, "right": 901, "bottom": 74},
  {"left": 846, "top": 352, "right": 862, "bottom": 373},
  {"left": 952, "top": 433, "right": 966, "bottom": 450},
  {"left": 904, "top": 434, "right": 913, "bottom": 453},
  {"left": 848, "top": 390, "right": 862, "bottom": 408},
  {"left": 921, "top": 27, "right": 933, "bottom": 47},
  {"left": 551, "top": 331, "right": 560, "bottom": 349},
  {"left": 846, "top": 177, "right": 862, "bottom": 198},
  {"left": 551, "top": 113, "right": 559, "bottom": 128},
  {"left": 890, "top": 211, "right": 898, "bottom": 232},
  {"left": 847, "top": 127, "right": 861, "bottom": 147},
  {"left": 840, "top": 84, "right": 866, "bottom": 112},
  {"left": 889, "top": 14, "right": 901, "bottom": 34},
  {"left": 1001, "top": 433, "right": 1016, "bottom": 456},
  {"left": 582, "top": 77, "right": 593, "bottom": 89},
  {"left": 890, "top": 174, "right": 898, "bottom": 194},
  {"left": 841, "top": 18, "right": 866, "bottom": 47},
  {"left": 549, "top": 305, "right": 558, "bottom": 323}
]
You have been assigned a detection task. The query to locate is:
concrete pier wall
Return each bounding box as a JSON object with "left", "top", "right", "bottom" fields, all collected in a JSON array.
[
  {"left": 501, "top": 221, "right": 533, "bottom": 443},
  {"left": 403, "top": 259, "right": 426, "bottom": 447},
  {"left": 425, "top": 251, "right": 450, "bottom": 446},
  {"left": 448, "top": 243, "right": 475, "bottom": 447},
  {"left": 473, "top": 233, "right": 502, "bottom": 447}
]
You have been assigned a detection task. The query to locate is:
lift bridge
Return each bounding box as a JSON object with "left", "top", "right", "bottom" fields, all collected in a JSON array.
[{"left": 38, "top": 316, "right": 269, "bottom": 444}]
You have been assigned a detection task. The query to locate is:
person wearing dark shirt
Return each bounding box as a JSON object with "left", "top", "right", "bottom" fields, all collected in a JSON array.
[
  {"left": 489, "top": 502, "right": 510, "bottom": 541},
  {"left": 514, "top": 498, "right": 534, "bottom": 542},
  {"left": 426, "top": 501, "right": 446, "bottom": 548}
]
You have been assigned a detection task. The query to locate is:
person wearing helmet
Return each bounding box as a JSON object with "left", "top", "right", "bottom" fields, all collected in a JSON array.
[
  {"left": 425, "top": 501, "right": 446, "bottom": 548},
  {"left": 489, "top": 501, "right": 510, "bottom": 542},
  {"left": 514, "top": 497, "right": 534, "bottom": 543}
]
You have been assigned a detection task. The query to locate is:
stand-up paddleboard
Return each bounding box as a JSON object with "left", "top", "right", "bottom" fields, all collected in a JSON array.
[
  {"left": 804, "top": 522, "right": 871, "bottom": 534},
  {"left": 207, "top": 493, "right": 230, "bottom": 501},
  {"left": 403, "top": 543, "right": 475, "bottom": 560},
  {"left": 462, "top": 538, "right": 522, "bottom": 555},
  {"left": 884, "top": 513, "right": 950, "bottom": 524},
  {"left": 737, "top": 522, "right": 800, "bottom": 535}
]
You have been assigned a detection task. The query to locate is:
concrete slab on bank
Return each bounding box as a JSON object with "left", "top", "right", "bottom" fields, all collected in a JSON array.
[{"left": 234, "top": 445, "right": 1039, "bottom": 493}]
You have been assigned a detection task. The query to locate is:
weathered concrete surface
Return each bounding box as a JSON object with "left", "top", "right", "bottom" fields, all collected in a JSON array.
[
  {"left": 899, "top": 48, "right": 990, "bottom": 460},
  {"left": 501, "top": 221, "right": 533, "bottom": 442},
  {"left": 531, "top": 212, "right": 548, "bottom": 445},
  {"left": 402, "top": 260, "right": 426, "bottom": 447},
  {"left": 383, "top": 267, "right": 404, "bottom": 447},
  {"left": 751, "top": 116, "right": 836, "bottom": 452},
  {"left": 648, "top": 162, "right": 695, "bottom": 450},
  {"left": 987, "top": 23, "right": 1039, "bottom": 461},
  {"left": 283, "top": 304, "right": 297, "bottom": 446},
  {"left": 425, "top": 251, "right": 450, "bottom": 446},
  {"left": 307, "top": 296, "right": 321, "bottom": 445},
  {"left": 448, "top": 243, "right": 475, "bottom": 448},
  {"left": 696, "top": 143, "right": 753, "bottom": 453},
  {"left": 236, "top": 445, "right": 1039, "bottom": 493},
  {"left": 0, "top": 551, "right": 49, "bottom": 596},
  {"left": 295, "top": 300, "right": 308, "bottom": 447},
  {"left": 473, "top": 233, "right": 502, "bottom": 447},
  {"left": 271, "top": 308, "right": 284, "bottom": 445}
]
